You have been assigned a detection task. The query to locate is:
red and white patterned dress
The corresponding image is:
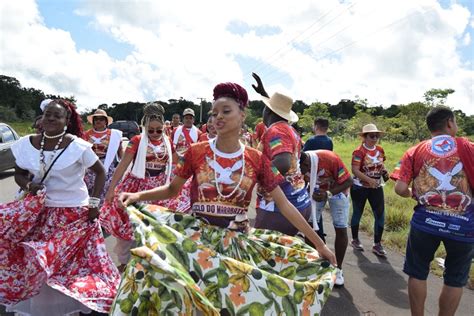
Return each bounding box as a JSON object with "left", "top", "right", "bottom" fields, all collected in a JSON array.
[
  {"left": 100, "top": 134, "right": 190, "bottom": 241},
  {"left": 82, "top": 128, "right": 121, "bottom": 207},
  {"left": 0, "top": 136, "right": 120, "bottom": 314}
]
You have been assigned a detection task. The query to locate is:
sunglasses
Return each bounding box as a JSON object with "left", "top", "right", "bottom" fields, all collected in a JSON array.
[
  {"left": 366, "top": 133, "right": 380, "bottom": 139},
  {"left": 93, "top": 117, "right": 107, "bottom": 121},
  {"left": 148, "top": 129, "right": 163, "bottom": 135}
]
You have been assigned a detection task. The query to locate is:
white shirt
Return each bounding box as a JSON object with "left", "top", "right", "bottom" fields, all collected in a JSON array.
[{"left": 12, "top": 135, "right": 98, "bottom": 207}]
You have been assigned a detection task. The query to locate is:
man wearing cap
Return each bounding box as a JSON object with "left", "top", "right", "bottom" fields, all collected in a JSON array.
[
  {"left": 83, "top": 109, "right": 123, "bottom": 207},
  {"left": 172, "top": 108, "right": 201, "bottom": 156},
  {"left": 253, "top": 92, "right": 311, "bottom": 234}
]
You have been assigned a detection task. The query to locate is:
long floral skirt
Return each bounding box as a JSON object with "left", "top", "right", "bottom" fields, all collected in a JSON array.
[
  {"left": 84, "top": 158, "right": 117, "bottom": 208},
  {"left": 100, "top": 172, "right": 191, "bottom": 240},
  {"left": 110, "top": 204, "right": 336, "bottom": 315},
  {"left": 0, "top": 191, "right": 120, "bottom": 313}
]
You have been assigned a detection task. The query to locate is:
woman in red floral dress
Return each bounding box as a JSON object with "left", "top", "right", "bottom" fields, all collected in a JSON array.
[{"left": 0, "top": 99, "right": 119, "bottom": 315}]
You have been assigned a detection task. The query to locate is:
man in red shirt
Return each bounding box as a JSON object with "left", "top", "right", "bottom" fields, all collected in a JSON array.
[
  {"left": 392, "top": 106, "right": 473, "bottom": 316},
  {"left": 300, "top": 150, "right": 353, "bottom": 286},
  {"left": 171, "top": 108, "right": 201, "bottom": 156}
]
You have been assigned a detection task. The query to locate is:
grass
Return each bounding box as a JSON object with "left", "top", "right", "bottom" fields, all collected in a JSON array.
[{"left": 334, "top": 139, "right": 473, "bottom": 284}]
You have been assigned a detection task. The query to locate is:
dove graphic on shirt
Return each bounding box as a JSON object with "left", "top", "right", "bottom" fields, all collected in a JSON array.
[
  {"left": 90, "top": 134, "right": 107, "bottom": 144},
  {"left": 428, "top": 162, "right": 463, "bottom": 191},
  {"left": 148, "top": 143, "right": 163, "bottom": 154},
  {"left": 367, "top": 151, "right": 380, "bottom": 164},
  {"left": 208, "top": 157, "right": 243, "bottom": 185}
]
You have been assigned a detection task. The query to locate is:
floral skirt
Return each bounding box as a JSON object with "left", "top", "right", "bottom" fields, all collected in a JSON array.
[
  {"left": 110, "top": 204, "right": 336, "bottom": 315},
  {"left": 0, "top": 192, "right": 120, "bottom": 313},
  {"left": 84, "top": 159, "right": 117, "bottom": 208},
  {"left": 100, "top": 172, "right": 191, "bottom": 241}
]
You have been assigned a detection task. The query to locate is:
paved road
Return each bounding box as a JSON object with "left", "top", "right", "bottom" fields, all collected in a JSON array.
[
  {"left": 319, "top": 208, "right": 473, "bottom": 315},
  {"left": 1, "top": 171, "right": 472, "bottom": 315}
]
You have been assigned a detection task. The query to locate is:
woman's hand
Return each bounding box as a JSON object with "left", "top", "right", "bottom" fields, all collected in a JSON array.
[
  {"left": 119, "top": 192, "right": 140, "bottom": 208},
  {"left": 29, "top": 183, "right": 45, "bottom": 196},
  {"left": 88, "top": 207, "right": 99, "bottom": 222},
  {"left": 366, "top": 178, "right": 379, "bottom": 188},
  {"left": 316, "top": 244, "right": 337, "bottom": 267},
  {"left": 105, "top": 188, "right": 114, "bottom": 202}
]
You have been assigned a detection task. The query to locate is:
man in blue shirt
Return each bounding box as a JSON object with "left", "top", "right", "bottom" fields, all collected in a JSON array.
[{"left": 303, "top": 117, "right": 333, "bottom": 151}]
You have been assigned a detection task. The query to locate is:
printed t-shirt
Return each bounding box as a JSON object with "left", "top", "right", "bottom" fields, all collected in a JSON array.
[
  {"left": 174, "top": 140, "right": 283, "bottom": 217},
  {"left": 126, "top": 135, "right": 175, "bottom": 175},
  {"left": 391, "top": 135, "right": 474, "bottom": 242},
  {"left": 308, "top": 150, "right": 351, "bottom": 195},
  {"left": 83, "top": 129, "right": 111, "bottom": 158},
  {"left": 172, "top": 127, "right": 200, "bottom": 155},
  {"left": 352, "top": 144, "right": 386, "bottom": 187},
  {"left": 257, "top": 121, "right": 310, "bottom": 212}
]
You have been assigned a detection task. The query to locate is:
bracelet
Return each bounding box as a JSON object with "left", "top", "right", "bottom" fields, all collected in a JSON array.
[
  {"left": 25, "top": 181, "right": 32, "bottom": 192},
  {"left": 89, "top": 197, "right": 100, "bottom": 208}
]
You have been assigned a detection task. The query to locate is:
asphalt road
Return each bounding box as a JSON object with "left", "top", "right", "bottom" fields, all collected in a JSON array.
[{"left": 1, "top": 170, "right": 472, "bottom": 315}]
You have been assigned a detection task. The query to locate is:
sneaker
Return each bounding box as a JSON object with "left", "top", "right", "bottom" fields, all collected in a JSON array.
[
  {"left": 372, "top": 243, "right": 387, "bottom": 257},
  {"left": 335, "top": 268, "right": 344, "bottom": 287},
  {"left": 351, "top": 239, "right": 364, "bottom": 251}
]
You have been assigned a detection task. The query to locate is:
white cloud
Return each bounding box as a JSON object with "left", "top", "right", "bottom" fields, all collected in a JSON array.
[{"left": 0, "top": 0, "right": 473, "bottom": 115}]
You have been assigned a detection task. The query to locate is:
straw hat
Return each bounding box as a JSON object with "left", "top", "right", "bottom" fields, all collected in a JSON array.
[
  {"left": 262, "top": 92, "right": 299, "bottom": 123},
  {"left": 358, "top": 123, "right": 384, "bottom": 135},
  {"left": 87, "top": 109, "right": 113, "bottom": 125}
]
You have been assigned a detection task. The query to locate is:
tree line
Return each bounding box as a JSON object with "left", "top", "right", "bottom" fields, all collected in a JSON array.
[{"left": 1, "top": 74, "right": 472, "bottom": 141}]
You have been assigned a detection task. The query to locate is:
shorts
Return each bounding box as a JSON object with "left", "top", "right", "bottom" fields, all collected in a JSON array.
[
  {"left": 314, "top": 193, "right": 350, "bottom": 228},
  {"left": 255, "top": 206, "right": 312, "bottom": 236},
  {"left": 403, "top": 226, "right": 474, "bottom": 287}
]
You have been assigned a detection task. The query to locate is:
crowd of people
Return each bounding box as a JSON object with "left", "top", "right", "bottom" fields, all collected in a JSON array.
[{"left": 0, "top": 77, "right": 472, "bottom": 316}]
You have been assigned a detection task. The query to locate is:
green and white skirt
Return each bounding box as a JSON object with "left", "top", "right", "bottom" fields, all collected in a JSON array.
[{"left": 111, "top": 204, "right": 336, "bottom": 316}]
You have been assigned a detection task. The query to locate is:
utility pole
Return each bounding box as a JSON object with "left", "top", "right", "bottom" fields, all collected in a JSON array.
[{"left": 197, "top": 98, "right": 206, "bottom": 123}]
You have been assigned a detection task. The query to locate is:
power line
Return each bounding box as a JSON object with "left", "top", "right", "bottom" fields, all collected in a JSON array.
[
  {"left": 243, "top": 1, "right": 357, "bottom": 76},
  {"left": 263, "top": 7, "right": 433, "bottom": 87}
]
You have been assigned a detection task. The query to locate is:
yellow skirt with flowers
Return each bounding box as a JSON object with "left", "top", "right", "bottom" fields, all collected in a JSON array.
[{"left": 110, "top": 203, "right": 335, "bottom": 316}]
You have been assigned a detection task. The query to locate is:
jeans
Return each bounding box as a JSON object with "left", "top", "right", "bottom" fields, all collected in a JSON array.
[{"left": 350, "top": 184, "right": 385, "bottom": 243}]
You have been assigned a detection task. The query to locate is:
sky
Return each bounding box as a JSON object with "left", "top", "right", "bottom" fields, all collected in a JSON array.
[{"left": 0, "top": 0, "right": 473, "bottom": 114}]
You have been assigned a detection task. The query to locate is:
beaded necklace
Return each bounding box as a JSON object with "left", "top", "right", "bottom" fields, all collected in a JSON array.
[
  {"left": 39, "top": 131, "right": 66, "bottom": 179},
  {"left": 210, "top": 137, "right": 245, "bottom": 199},
  {"left": 149, "top": 134, "right": 167, "bottom": 160}
]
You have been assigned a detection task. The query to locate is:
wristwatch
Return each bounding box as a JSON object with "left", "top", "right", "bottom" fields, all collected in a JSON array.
[{"left": 326, "top": 190, "right": 333, "bottom": 199}]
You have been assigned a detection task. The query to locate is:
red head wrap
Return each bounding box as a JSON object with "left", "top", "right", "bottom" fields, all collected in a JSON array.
[{"left": 213, "top": 82, "right": 248, "bottom": 110}]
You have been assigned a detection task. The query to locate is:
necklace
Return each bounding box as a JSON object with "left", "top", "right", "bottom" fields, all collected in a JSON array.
[
  {"left": 39, "top": 132, "right": 65, "bottom": 179},
  {"left": 363, "top": 143, "right": 376, "bottom": 151},
  {"left": 43, "top": 131, "right": 66, "bottom": 139},
  {"left": 211, "top": 137, "right": 245, "bottom": 199},
  {"left": 149, "top": 136, "right": 167, "bottom": 160}
]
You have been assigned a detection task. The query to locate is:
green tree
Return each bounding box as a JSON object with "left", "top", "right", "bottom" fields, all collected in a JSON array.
[
  {"left": 423, "top": 88, "right": 455, "bottom": 106},
  {"left": 299, "top": 102, "right": 329, "bottom": 132},
  {"left": 399, "top": 102, "right": 431, "bottom": 141}
]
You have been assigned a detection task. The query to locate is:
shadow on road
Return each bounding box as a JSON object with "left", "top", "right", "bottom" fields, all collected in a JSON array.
[
  {"left": 322, "top": 286, "right": 360, "bottom": 315},
  {"left": 354, "top": 249, "right": 410, "bottom": 310}
]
